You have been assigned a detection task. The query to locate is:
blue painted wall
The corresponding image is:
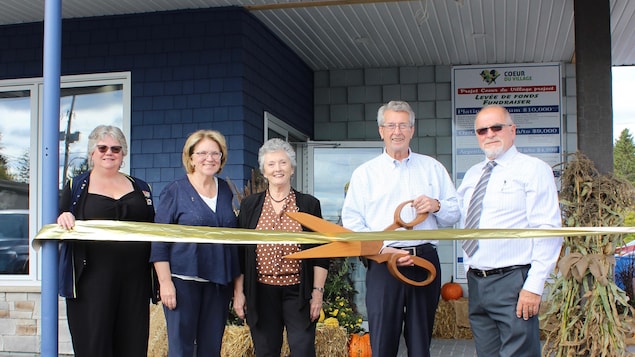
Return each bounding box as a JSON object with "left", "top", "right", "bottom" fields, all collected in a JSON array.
[{"left": 0, "top": 7, "right": 313, "bottom": 204}]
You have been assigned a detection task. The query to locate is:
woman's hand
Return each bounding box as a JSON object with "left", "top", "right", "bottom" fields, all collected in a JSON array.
[
  {"left": 154, "top": 261, "right": 177, "bottom": 310},
  {"left": 233, "top": 292, "right": 247, "bottom": 320},
  {"left": 57, "top": 212, "right": 76, "bottom": 230},
  {"left": 310, "top": 289, "right": 323, "bottom": 321},
  {"left": 160, "top": 280, "right": 177, "bottom": 310}
]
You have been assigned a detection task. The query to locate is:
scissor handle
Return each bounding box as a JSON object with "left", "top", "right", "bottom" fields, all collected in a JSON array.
[
  {"left": 368, "top": 253, "right": 437, "bottom": 286},
  {"left": 386, "top": 254, "right": 436, "bottom": 286},
  {"left": 388, "top": 200, "right": 428, "bottom": 230}
]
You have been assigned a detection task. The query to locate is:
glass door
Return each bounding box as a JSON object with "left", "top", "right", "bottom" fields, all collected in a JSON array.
[{"left": 309, "top": 141, "right": 384, "bottom": 320}]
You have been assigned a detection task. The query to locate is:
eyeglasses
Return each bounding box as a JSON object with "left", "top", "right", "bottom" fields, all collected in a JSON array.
[
  {"left": 193, "top": 151, "right": 223, "bottom": 160},
  {"left": 475, "top": 124, "right": 513, "bottom": 136},
  {"left": 96, "top": 145, "right": 123, "bottom": 154},
  {"left": 381, "top": 123, "right": 412, "bottom": 131}
]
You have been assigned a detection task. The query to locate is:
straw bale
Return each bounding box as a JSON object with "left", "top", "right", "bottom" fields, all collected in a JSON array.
[
  {"left": 148, "top": 303, "right": 168, "bottom": 357},
  {"left": 432, "top": 299, "right": 473, "bottom": 339},
  {"left": 149, "top": 305, "right": 348, "bottom": 357},
  {"left": 315, "top": 325, "right": 348, "bottom": 357},
  {"left": 221, "top": 325, "right": 254, "bottom": 357}
]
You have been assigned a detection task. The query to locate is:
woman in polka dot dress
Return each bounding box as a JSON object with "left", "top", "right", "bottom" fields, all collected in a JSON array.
[{"left": 233, "top": 138, "right": 329, "bottom": 357}]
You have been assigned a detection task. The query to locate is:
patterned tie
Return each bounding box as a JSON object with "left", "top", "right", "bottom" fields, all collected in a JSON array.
[{"left": 462, "top": 161, "right": 497, "bottom": 257}]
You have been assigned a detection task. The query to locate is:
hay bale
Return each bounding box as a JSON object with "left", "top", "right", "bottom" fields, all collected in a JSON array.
[
  {"left": 432, "top": 299, "right": 455, "bottom": 339},
  {"left": 148, "top": 303, "right": 168, "bottom": 357},
  {"left": 221, "top": 325, "right": 254, "bottom": 357},
  {"left": 220, "top": 324, "right": 348, "bottom": 357},
  {"left": 150, "top": 310, "right": 348, "bottom": 357},
  {"left": 315, "top": 325, "right": 348, "bottom": 357},
  {"left": 432, "top": 299, "right": 473, "bottom": 339}
]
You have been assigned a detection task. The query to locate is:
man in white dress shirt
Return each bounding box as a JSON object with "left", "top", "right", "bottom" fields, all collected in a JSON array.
[
  {"left": 457, "top": 105, "right": 563, "bottom": 357},
  {"left": 341, "top": 100, "right": 460, "bottom": 357}
]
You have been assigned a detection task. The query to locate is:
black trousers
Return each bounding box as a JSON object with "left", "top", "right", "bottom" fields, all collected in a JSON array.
[
  {"left": 66, "top": 243, "right": 150, "bottom": 357},
  {"left": 248, "top": 283, "right": 316, "bottom": 357},
  {"left": 365, "top": 244, "right": 441, "bottom": 357}
]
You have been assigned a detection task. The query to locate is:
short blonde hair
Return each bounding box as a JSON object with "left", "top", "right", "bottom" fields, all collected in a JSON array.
[{"left": 182, "top": 130, "right": 228, "bottom": 174}]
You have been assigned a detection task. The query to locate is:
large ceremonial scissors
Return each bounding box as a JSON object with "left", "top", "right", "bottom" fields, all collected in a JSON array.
[{"left": 285, "top": 200, "right": 436, "bottom": 287}]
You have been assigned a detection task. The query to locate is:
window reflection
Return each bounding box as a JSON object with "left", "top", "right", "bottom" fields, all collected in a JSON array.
[
  {"left": 313, "top": 147, "right": 382, "bottom": 223},
  {"left": 59, "top": 85, "right": 124, "bottom": 189},
  {"left": 0, "top": 90, "right": 31, "bottom": 275}
]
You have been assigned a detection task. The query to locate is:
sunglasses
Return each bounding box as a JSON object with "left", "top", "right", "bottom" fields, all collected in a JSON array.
[
  {"left": 96, "top": 145, "right": 123, "bottom": 154},
  {"left": 475, "top": 124, "right": 513, "bottom": 136}
]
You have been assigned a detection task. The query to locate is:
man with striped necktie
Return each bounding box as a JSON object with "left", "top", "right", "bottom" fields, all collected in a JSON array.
[{"left": 457, "top": 105, "right": 562, "bottom": 357}]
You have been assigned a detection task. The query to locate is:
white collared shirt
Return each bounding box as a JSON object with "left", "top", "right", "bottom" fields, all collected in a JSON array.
[
  {"left": 341, "top": 149, "right": 460, "bottom": 247},
  {"left": 457, "top": 146, "right": 563, "bottom": 295}
]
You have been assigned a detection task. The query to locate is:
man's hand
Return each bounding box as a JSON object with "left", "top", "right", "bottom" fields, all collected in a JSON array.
[
  {"left": 412, "top": 195, "right": 440, "bottom": 214},
  {"left": 380, "top": 246, "right": 415, "bottom": 266},
  {"left": 516, "top": 289, "right": 541, "bottom": 320}
]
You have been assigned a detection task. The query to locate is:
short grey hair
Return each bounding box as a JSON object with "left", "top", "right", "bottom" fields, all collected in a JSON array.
[
  {"left": 258, "top": 138, "right": 296, "bottom": 172},
  {"left": 377, "top": 101, "right": 416, "bottom": 127},
  {"left": 87, "top": 125, "right": 127, "bottom": 168}
]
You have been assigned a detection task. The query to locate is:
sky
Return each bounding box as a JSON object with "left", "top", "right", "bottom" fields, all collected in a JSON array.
[{"left": 612, "top": 66, "right": 635, "bottom": 141}]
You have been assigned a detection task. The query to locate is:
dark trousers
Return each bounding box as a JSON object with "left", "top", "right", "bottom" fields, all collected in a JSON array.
[
  {"left": 467, "top": 266, "right": 540, "bottom": 357},
  {"left": 365, "top": 244, "right": 441, "bottom": 357},
  {"left": 248, "top": 283, "right": 316, "bottom": 357},
  {"left": 164, "top": 278, "right": 231, "bottom": 357},
  {"left": 66, "top": 245, "right": 150, "bottom": 357}
]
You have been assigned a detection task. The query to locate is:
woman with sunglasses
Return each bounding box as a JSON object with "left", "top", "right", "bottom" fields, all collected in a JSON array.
[
  {"left": 150, "top": 130, "right": 240, "bottom": 357},
  {"left": 57, "top": 125, "right": 156, "bottom": 357}
]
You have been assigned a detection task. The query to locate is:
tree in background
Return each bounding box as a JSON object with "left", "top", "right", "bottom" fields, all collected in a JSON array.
[
  {"left": 614, "top": 129, "right": 635, "bottom": 244},
  {"left": 15, "top": 151, "right": 29, "bottom": 183},
  {"left": 0, "top": 133, "right": 14, "bottom": 181},
  {"left": 614, "top": 128, "right": 635, "bottom": 185}
]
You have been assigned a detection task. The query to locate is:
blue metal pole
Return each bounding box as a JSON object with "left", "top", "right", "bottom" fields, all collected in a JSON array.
[{"left": 41, "top": 0, "right": 62, "bottom": 356}]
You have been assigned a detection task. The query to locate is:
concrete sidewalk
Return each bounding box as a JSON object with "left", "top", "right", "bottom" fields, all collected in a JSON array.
[
  {"left": 429, "top": 339, "right": 477, "bottom": 357},
  {"left": 1, "top": 337, "right": 633, "bottom": 357}
]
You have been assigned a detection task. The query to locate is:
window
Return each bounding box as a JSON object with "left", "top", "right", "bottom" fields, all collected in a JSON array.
[{"left": 0, "top": 72, "right": 130, "bottom": 283}]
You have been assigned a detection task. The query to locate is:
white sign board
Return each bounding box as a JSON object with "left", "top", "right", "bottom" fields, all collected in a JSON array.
[{"left": 451, "top": 63, "right": 563, "bottom": 281}]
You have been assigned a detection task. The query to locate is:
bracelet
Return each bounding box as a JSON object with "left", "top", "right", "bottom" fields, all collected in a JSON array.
[
  {"left": 433, "top": 199, "right": 440, "bottom": 213},
  {"left": 312, "top": 286, "right": 324, "bottom": 293}
]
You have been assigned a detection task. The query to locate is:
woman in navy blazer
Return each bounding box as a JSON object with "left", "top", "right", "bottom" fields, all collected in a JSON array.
[{"left": 150, "top": 130, "right": 239, "bottom": 357}]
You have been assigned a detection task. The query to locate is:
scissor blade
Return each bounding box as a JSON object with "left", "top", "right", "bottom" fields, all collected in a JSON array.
[
  {"left": 286, "top": 241, "right": 362, "bottom": 259},
  {"left": 286, "top": 240, "right": 383, "bottom": 259},
  {"left": 285, "top": 212, "right": 351, "bottom": 235}
]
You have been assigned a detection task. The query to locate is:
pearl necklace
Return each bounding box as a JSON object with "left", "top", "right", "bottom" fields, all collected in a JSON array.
[{"left": 268, "top": 189, "right": 290, "bottom": 203}]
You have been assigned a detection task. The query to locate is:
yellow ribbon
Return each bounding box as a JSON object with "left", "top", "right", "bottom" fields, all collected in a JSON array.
[
  {"left": 558, "top": 252, "right": 616, "bottom": 286},
  {"left": 33, "top": 220, "right": 635, "bottom": 249}
]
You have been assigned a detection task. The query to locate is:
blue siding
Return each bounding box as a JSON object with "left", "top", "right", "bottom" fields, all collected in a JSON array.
[{"left": 0, "top": 7, "right": 313, "bottom": 204}]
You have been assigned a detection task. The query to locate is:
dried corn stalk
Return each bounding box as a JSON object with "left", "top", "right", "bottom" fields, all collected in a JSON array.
[{"left": 543, "top": 152, "right": 635, "bottom": 357}]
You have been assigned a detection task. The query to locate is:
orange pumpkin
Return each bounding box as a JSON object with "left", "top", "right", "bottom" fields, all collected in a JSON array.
[
  {"left": 441, "top": 275, "right": 463, "bottom": 301},
  {"left": 349, "top": 332, "right": 371, "bottom": 357}
]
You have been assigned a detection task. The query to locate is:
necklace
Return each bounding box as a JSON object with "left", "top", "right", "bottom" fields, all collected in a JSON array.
[{"left": 268, "top": 189, "right": 289, "bottom": 203}]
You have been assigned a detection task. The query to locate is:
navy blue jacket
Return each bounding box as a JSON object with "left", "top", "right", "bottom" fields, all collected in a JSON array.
[{"left": 150, "top": 176, "right": 240, "bottom": 285}]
